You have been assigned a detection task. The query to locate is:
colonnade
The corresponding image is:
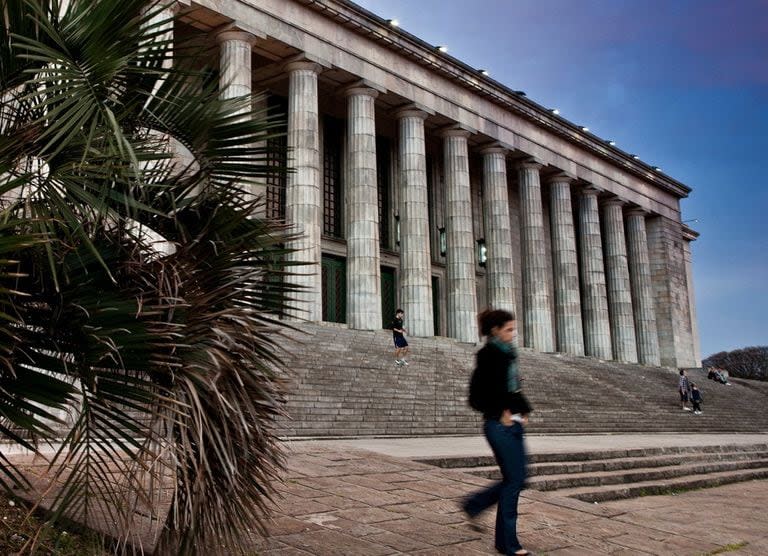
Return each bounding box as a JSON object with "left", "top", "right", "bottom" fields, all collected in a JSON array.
[{"left": 215, "top": 29, "right": 664, "bottom": 366}]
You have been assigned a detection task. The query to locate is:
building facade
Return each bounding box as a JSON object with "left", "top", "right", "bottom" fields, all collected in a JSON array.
[{"left": 172, "top": 0, "right": 700, "bottom": 368}]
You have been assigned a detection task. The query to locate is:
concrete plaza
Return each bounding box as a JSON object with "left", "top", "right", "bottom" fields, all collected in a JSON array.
[{"left": 254, "top": 434, "right": 768, "bottom": 555}]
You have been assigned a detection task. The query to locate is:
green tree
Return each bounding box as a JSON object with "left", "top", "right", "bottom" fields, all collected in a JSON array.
[{"left": 0, "top": 0, "right": 296, "bottom": 553}]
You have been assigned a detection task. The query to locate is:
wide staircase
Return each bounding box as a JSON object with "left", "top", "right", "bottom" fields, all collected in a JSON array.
[
  {"left": 416, "top": 442, "right": 768, "bottom": 502},
  {"left": 276, "top": 323, "right": 768, "bottom": 437}
]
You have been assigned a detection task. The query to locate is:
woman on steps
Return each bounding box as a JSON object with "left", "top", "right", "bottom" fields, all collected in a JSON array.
[{"left": 464, "top": 309, "right": 532, "bottom": 556}]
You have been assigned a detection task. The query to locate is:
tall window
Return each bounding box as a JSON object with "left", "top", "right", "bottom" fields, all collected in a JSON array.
[
  {"left": 266, "top": 95, "right": 288, "bottom": 220},
  {"left": 376, "top": 136, "right": 391, "bottom": 249},
  {"left": 323, "top": 116, "right": 343, "bottom": 238}
]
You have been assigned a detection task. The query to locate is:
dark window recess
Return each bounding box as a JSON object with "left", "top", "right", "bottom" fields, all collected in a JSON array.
[
  {"left": 266, "top": 95, "right": 288, "bottom": 220},
  {"left": 376, "top": 136, "right": 391, "bottom": 249},
  {"left": 426, "top": 153, "right": 437, "bottom": 260},
  {"left": 380, "top": 267, "right": 396, "bottom": 328},
  {"left": 323, "top": 116, "right": 344, "bottom": 238},
  {"left": 321, "top": 255, "right": 347, "bottom": 323},
  {"left": 432, "top": 275, "right": 441, "bottom": 336}
]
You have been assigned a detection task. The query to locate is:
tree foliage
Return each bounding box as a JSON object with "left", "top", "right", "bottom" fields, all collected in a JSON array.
[
  {"left": 0, "top": 0, "right": 297, "bottom": 553},
  {"left": 703, "top": 346, "right": 768, "bottom": 381}
]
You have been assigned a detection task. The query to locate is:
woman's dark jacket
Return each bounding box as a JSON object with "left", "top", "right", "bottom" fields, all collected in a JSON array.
[{"left": 470, "top": 342, "right": 532, "bottom": 420}]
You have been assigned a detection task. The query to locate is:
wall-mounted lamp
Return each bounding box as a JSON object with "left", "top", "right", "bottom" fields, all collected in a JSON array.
[
  {"left": 438, "top": 227, "right": 447, "bottom": 257},
  {"left": 476, "top": 239, "right": 487, "bottom": 267}
]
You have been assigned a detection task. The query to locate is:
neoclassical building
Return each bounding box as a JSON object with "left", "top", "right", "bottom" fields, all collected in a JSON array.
[{"left": 171, "top": 0, "right": 700, "bottom": 368}]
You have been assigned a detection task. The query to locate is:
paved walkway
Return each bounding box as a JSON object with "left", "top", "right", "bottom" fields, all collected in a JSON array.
[{"left": 255, "top": 434, "right": 768, "bottom": 555}]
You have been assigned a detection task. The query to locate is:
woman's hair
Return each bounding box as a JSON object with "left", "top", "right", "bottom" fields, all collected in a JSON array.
[{"left": 478, "top": 308, "right": 516, "bottom": 336}]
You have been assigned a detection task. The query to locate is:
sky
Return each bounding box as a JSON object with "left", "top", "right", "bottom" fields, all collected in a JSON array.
[{"left": 355, "top": 0, "right": 768, "bottom": 358}]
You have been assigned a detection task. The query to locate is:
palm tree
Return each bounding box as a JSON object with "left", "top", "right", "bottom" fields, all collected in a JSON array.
[{"left": 0, "top": 0, "right": 297, "bottom": 553}]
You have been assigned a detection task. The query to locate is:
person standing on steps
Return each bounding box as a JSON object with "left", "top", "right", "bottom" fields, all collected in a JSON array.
[
  {"left": 389, "top": 308, "right": 409, "bottom": 367},
  {"left": 679, "top": 369, "right": 692, "bottom": 411},
  {"left": 463, "top": 309, "right": 532, "bottom": 556},
  {"left": 691, "top": 382, "right": 703, "bottom": 414}
]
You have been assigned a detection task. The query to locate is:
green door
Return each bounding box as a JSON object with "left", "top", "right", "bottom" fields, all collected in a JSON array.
[
  {"left": 321, "top": 255, "right": 346, "bottom": 323},
  {"left": 380, "top": 267, "right": 396, "bottom": 328}
]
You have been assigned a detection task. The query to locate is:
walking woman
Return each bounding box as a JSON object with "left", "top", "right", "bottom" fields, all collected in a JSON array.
[{"left": 464, "top": 309, "right": 532, "bottom": 556}]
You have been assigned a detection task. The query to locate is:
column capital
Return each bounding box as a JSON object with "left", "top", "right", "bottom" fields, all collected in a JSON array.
[
  {"left": 342, "top": 85, "right": 379, "bottom": 100},
  {"left": 546, "top": 172, "right": 574, "bottom": 185},
  {"left": 342, "top": 79, "right": 385, "bottom": 98},
  {"left": 282, "top": 53, "right": 329, "bottom": 74},
  {"left": 283, "top": 59, "right": 323, "bottom": 75},
  {"left": 579, "top": 185, "right": 602, "bottom": 197},
  {"left": 625, "top": 207, "right": 649, "bottom": 218},
  {"left": 518, "top": 158, "right": 543, "bottom": 171},
  {"left": 602, "top": 196, "right": 626, "bottom": 208},
  {"left": 478, "top": 143, "right": 508, "bottom": 156},
  {"left": 392, "top": 103, "right": 432, "bottom": 120},
  {"left": 438, "top": 124, "right": 474, "bottom": 139},
  {"left": 214, "top": 23, "right": 264, "bottom": 44}
]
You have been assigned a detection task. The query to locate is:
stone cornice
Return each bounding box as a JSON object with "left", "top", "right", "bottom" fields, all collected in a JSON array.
[
  {"left": 682, "top": 224, "right": 700, "bottom": 241},
  {"left": 296, "top": 0, "right": 692, "bottom": 199}
]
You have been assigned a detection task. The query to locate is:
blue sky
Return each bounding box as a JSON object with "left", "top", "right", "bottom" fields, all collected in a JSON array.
[{"left": 356, "top": 0, "right": 767, "bottom": 358}]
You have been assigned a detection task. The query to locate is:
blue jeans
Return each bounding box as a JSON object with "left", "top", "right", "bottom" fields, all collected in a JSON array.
[{"left": 464, "top": 419, "right": 526, "bottom": 554}]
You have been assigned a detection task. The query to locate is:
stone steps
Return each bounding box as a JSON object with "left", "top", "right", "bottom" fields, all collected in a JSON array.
[
  {"left": 276, "top": 323, "right": 768, "bottom": 437},
  {"left": 561, "top": 468, "right": 768, "bottom": 503},
  {"left": 417, "top": 442, "right": 768, "bottom": 502}
]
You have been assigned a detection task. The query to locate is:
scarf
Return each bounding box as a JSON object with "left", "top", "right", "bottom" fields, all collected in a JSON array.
[{"left": 490, "top": 336, "right": 520, "bottom": 392}]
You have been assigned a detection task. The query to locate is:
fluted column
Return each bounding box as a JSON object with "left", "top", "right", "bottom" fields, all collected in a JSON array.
[
  {"left": 518, "top": 160, "right": 554, "bottom": 352},
  {"left": 396, "top": 108, "right": 433, "bottom": 336},
  {"left": 442, "top": 128, "right": 477, "bottom": 342},
  {"left": 625, "top": 209, "right": 661, "bottom": 365},
  {"left": 548, "top": 174, "right": 584, "bottom": 355},
  {"left": 217, "top": 30, "right": 253, "bottom": 102},
  {"left": 577, "top": 186, "right": 612, "bottom": 359},
  {"left": 481, "top": 146, "right": 516, "bottom": 314},
  {"left": 602, "top": 197, "right": 638, "bottom": 362},
  {"left": 345, "top": 86, "right": 381, "bottom": 329},
  {"left": 284, "top": 60, "right": 322, "bottom": 321}
]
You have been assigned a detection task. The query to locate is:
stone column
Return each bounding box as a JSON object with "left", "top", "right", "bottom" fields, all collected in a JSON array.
[
  {"left": 682, "top": 229, "right": 701, "bottom": 367},
  {"left": 216, "top": 29, "right": 269, "bottom": 211},
  {"left": 625, "top": 209, "right": 661, "bottom": 366},
  {"left": 647, "top": 216, "right": 696, "bottom": 368},
  {"left": 396, "top": 108, "right": 433, "bottom": 337},
  {"left": 602, "top": 198, "right": 638, "bottom": 363},
  {"left": 577, "top": 186, "right": 612, "bottom": 359},
  {"left": 518, "top": 160, "right": 554, "bottom": 352},
  {"left": 284, "top": 60, "right": 322, "bottom": 321},
  {"left": 481, "top": 146, "right": 516, "bottom": 314},
  {"left": 345, "top": 86, "right": 381, "bottom": 329},
  {"left": 442, "top": 128, "right": 477, "bottom": 342},
  {"left": 548, "top": 174, "right": 585, "bottom": 355},
  {"left": 216, "top": 29, "right": 253, "bottom": 102}
]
